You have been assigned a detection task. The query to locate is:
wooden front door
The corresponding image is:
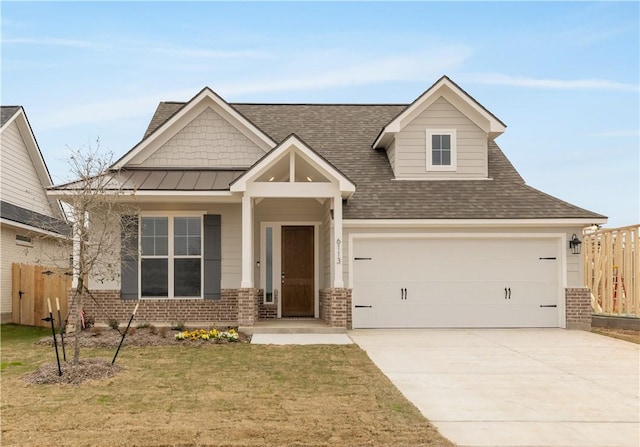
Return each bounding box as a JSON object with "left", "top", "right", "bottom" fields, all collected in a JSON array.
[{"left": 281, "top": 226, "right": 314, "bottom": 317}]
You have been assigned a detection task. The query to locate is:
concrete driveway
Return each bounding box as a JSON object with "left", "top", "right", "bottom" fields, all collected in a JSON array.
[{"left": 350, "top": 329, "right": 639, "bottom": 447}]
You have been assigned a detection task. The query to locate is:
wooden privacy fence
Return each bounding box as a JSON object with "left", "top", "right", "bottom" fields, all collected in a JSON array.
[
  {"left": 584, "top": 225, "right": 640, "bottom": 317},
  {"left": 12, "top": 263, "right": 72, "bottom": 327}
]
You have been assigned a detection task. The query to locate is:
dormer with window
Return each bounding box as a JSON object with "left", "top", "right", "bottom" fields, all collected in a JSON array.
[{"left": 373, "top": 76, "right": 506, "bottom": 180}]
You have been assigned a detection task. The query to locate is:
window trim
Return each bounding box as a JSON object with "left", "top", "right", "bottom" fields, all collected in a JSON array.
[
  {"left": 426, "top": 129, "right": 457, "bottom": 172},
  {"left": 139, "top": 211, "right": 204, "bottom": 299},
  {"left": 15, "top": 234, "right": 33, "bottom": 247}
]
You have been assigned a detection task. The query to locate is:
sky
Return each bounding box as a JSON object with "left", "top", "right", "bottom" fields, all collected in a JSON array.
[{"left": 1, "top": 1, "right": 639, "bottom": 228}]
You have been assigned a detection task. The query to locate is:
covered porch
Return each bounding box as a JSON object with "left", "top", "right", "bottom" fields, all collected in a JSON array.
[{"left": 231, "top": 134, "right": 355, "bottom": 328}]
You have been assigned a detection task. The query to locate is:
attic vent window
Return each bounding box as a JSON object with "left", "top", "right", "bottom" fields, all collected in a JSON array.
[
  {"left": 16, "top": 234, "right": 32, "bottom": 246},
  {"left": 426, "top": 129, "right": 457, "bottom": 172}
]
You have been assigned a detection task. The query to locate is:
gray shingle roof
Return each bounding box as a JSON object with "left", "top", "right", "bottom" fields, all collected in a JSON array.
[
  {"left": 0, "top": 106, "right": 21, "bottom": 127},
  {"left": 1, "top": 201, "right": 71, "bottom": 235},
  {"left": 137, "top": 101, "right": 604, "bottom": 220}
]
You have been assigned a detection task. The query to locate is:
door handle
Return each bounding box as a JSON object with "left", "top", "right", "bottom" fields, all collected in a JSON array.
[
  {"left": 404, "top": 288, "right": 407, "bottom": 300},
  {"left": 508, "top": 288, "right": 511, "bottom": 299},
  {"left": 281, "top": 272, "right": 285, "bottom": 284},
  {"left": 505, "top": 288, "right": 508, "bottom": 300}
]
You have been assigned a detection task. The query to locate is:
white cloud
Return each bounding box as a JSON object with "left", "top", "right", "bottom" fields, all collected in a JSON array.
[
  {"left": 2, "top": 37, "right": 93, "bottom": 47},
  {"left": 587, "top": 130, "right": 640, "bottom": 138},
  {"left": 465, "top": 73, "right": 639, "bottom": 92},
  {"left": 37, "top": 88, "right": 197, "bottom": 131},
  {"left": 35, "top": 46, "right": 472, "bottom": 130},
  {"left": 217, "top": 46, "right": 472, "bottom": 96},
  {"left": 146, "top": 46, "right": 272, "bottom": 60}
]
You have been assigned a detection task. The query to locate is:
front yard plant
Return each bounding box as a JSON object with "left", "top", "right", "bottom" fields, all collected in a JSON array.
[{"left": 175, "top": 328, "right": 239, "bottom": 342}]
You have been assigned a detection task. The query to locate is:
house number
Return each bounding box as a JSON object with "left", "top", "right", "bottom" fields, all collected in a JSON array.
[{"left": 336, "top": 238, "right": 342, "bottom": 265}]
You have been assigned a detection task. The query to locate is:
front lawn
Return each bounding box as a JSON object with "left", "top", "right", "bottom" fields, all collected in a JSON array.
[{"left": 0, "top": 324, "right": 452, "bottom": 446}]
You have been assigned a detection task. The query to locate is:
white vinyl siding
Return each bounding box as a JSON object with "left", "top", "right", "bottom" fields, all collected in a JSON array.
[
  {"left": 253, "top": 198, "right": 326, "bottom": 288},
  {"left": 385, "top": 140, "right": 397, "bottom": 176},
  {"left": 0, "top": 225, "right": 70, "bottom": 320},
  {"left": 394, "top": 97, "right": 488, "bottom": 179},
  {"left": 0, "top": 121, "right": 55, "bottom": 216},
  {"left": 87, "top": 204, "right": 242, "bottom": 291}
]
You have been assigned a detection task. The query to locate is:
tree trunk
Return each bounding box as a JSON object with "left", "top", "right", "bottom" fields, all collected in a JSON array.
[{"left": 73, "top": 277, "right": 84, "bottom": 365}]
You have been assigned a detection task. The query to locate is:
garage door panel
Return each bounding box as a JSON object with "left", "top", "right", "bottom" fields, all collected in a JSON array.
[{"left": 352, "top": 237, "right": 561, "bottom": 329}]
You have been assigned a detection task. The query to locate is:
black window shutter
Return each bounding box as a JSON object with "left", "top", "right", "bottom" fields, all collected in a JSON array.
[
  {"left": 203, "top": 214, "right": 221, "bottom": 299},
  {"left": 120, "top": 215, "right": 139, "bottom": 300}
]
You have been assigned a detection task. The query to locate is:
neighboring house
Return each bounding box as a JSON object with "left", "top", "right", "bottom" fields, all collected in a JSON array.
[
  {"left": 0, "top": 106, "right": 70, "bottom": 323},
  {"left": 49, "top": 76, "right": 606, "bottom": 330}
]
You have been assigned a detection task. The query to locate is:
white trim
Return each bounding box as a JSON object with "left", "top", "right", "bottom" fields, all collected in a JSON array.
[
  {"left": 113, "top": 88, "right": 275, "bottom": 169},
  {"left": 0, "top": 218, "right": 68, "bottom": 239},
  {"left": 392, "top": 177, "right": 493, "bottom": 181},
  {"left": 348, "top": 232, "right": 567, "bottom": 328},
  {"left": 246, "top": 182, "right": 341, "bottom": 198},
  {"left": 332, "top": 194, "right": 344, "bottom": 288},
  {"left": 15, "top": 234, "right": 33, "bottom": 247},
  {"left": 2, "top": 108, "right": 66, "bottom": 220},
  {"left": 260, "top": 221, "right": 321, "bottom": 319},
  {"left": 230, "top": 134, "right": 355, "bottom": 197},
  {"left": 343, "top": 218, "right": 608, "bottom": 228},
  {"left": 426, "top": 129, "right": 457, "bottom": 171},
  {"left": 373, "top": 76, "right": 506, "bottom": 149},
  {"left": 50, "top": 191, "right": 241, "bottom": 205},
  {"left": 241, "top": 196, "right": 253, "bottom": 288},
  {"left": 138, "top": 212, "right": 205, "bottom": 299}
]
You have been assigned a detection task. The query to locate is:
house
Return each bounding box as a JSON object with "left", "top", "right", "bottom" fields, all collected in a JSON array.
[
  {"left": 48, "top": 76, "right": 606, "bottom": 330},
  {"left": 0, "top": 106, "right": 70, "bottom": 323}
]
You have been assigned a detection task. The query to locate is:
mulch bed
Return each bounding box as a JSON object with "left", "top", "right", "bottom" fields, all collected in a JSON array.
[
  {"left": 23, "top": 358, "right": 122, "bottom": 385},
  {"left": 28, "top": 327, "right": 250, "bottom": 385},
  {"left": 35, "top": 326, "right": 250, "bottom": 348}
]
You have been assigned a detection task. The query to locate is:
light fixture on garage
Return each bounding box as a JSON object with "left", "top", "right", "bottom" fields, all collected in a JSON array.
[{"left": 569, "top": 234, "right": 582, "bottom": 255}]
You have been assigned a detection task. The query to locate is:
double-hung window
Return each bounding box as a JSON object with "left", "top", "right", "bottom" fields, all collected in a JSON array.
[
  {"left": 426, "top": 129, "right": 457, "bottom": 171},
  {"left": 140, "top": 215, "right": 202, "bottom": 298}
]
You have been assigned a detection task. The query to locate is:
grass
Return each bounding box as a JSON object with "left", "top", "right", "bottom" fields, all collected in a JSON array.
[{"left": 0, "top": 324, "right": 452, "bottom": 447}]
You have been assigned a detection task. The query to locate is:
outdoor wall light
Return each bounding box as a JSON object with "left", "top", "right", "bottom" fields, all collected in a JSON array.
[{"left": 569, "top": 234, "right": 582, "bottom": 255}]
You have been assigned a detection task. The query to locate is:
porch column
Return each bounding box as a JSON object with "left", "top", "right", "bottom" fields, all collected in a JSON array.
[
  {"left": 333, "top": 194, "right": 344, "bottom": 288},
  {"left": 241, "top": 194, "right": 254, "bottom": 288}
]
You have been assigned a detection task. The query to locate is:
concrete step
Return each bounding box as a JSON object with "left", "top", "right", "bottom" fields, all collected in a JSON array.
[{"left": 240, "top": 321, "right": 347, "bottom": 335}]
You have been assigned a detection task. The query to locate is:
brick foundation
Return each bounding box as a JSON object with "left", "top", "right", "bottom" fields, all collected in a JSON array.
[
  {"left": 237, "top": 288, "right": 259, "bottom": 326},
  {"left": 565, "top": 287, "right": 592, "bottom": 330},
  {"left": 257, "top": 289, "right": 278, "bottom": 320},
  {"left": 319, "top": 288, "right": 352, "bottom": 329},
  {"left": 67, "top": 289, "right": 239, "bottom": 326}
]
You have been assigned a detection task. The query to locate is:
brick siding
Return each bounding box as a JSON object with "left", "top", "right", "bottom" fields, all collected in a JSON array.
[
  {"left": 319, "top": 288, "right": 352, "bottom": 329},
  {"left": 67, "top": 289, "right": 239, "bottom": 326},
  {"left": 257, "top": 289, "right": 278, "bottom": 320},
  {"left": 237, "top": 288, "right": 258, "bottom": 326},
  {"left": 565, "top": 287, "right": 592, "bottom": 330}
]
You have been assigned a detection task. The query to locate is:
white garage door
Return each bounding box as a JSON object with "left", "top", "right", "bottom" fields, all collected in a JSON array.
[{"left": 352, "top": 237, "right": 561, "bottom": 328}]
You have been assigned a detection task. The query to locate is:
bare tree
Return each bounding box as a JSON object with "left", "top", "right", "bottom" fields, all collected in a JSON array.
[{"left": 44, "top": 140, "right": 138, "bottom": 364}]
